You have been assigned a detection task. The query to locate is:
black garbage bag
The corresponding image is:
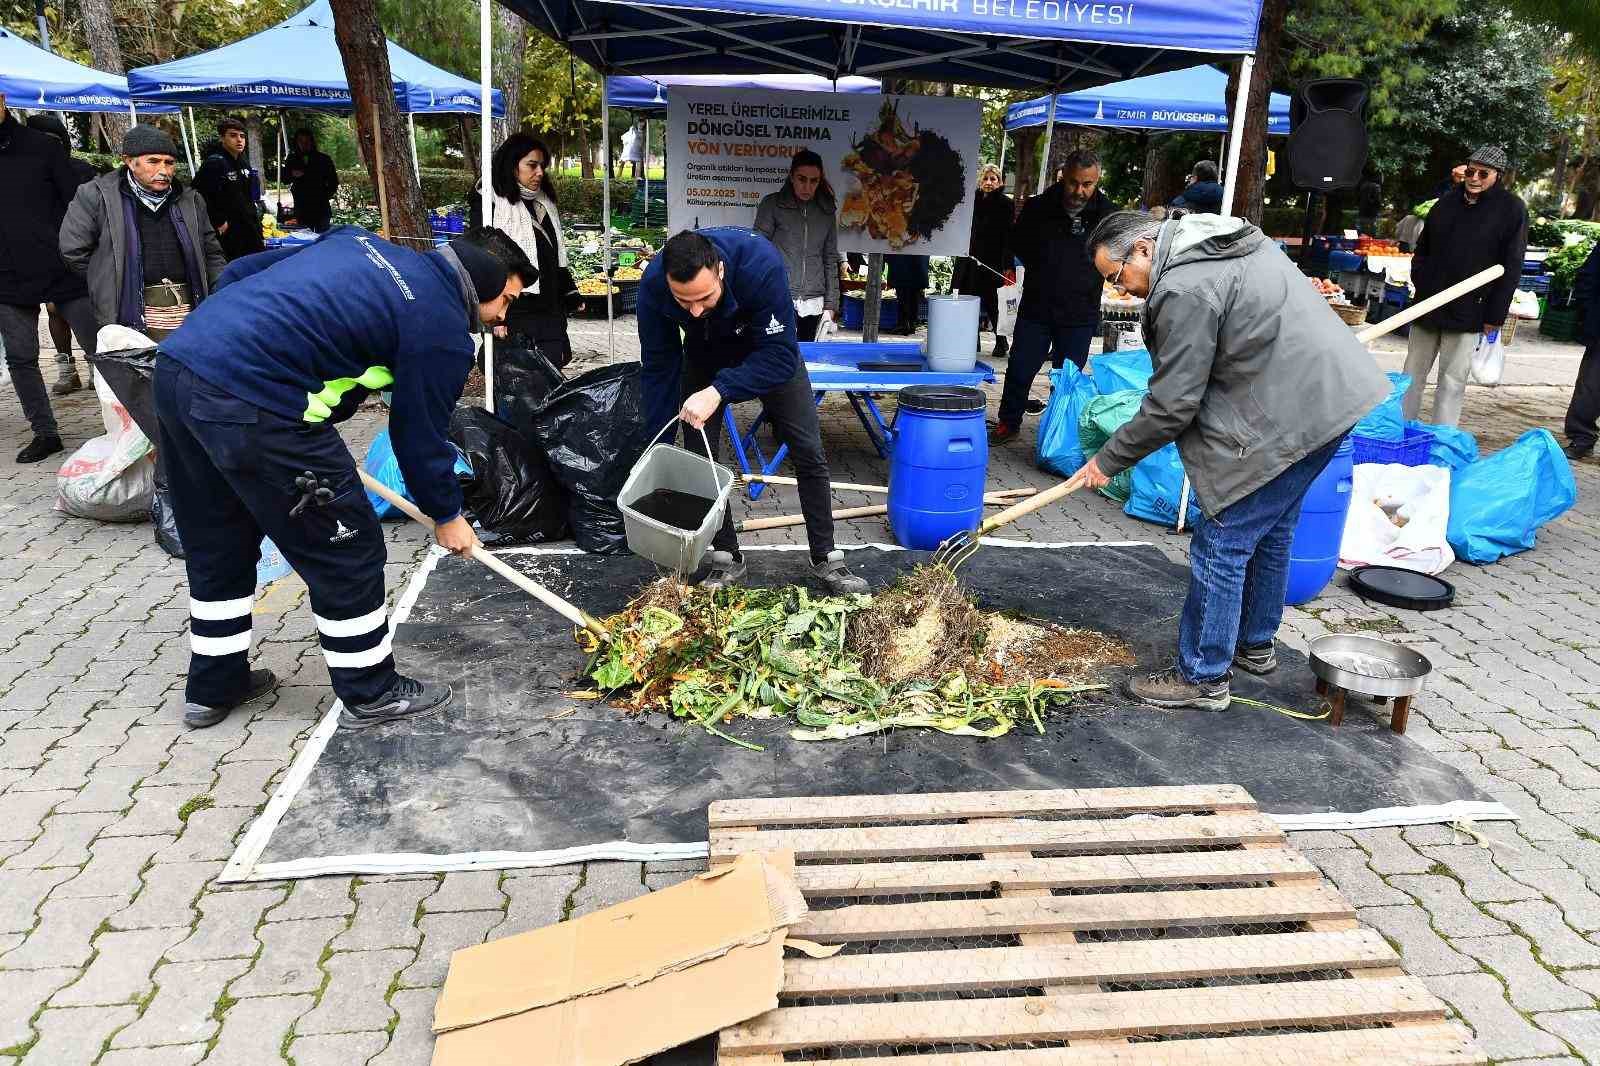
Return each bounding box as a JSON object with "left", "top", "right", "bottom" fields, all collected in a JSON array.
[
  {"left": 491, "top": 345, "right": 564, "bottom": 439},
  {"left": 90, "top": 338, "right": 188, "bottom": 556},
  {"left": 448, "top": 406, "right": 569, "bottom": 545},
  {"left": 151, "top": 464, "right": 185, "bottom": 558},
  {"left": 527, "top": 363, "right": 650, "bottom": 555}
]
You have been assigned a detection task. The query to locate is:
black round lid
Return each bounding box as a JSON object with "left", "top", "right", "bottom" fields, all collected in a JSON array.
[
  {"left": 1348, "top": 565, "right": 1455, "bottom": 612},
  {"left": 898, "top": 384, "right": 987, "bottom": 413}
]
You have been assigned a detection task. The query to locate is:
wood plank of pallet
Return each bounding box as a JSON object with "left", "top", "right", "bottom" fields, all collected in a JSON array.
[
  {"left": 780, "top": 928, "right": 1399, "bottom": 996},
  {"left": 792, "top": 884, "right": 1354, "bottom": 942},
  {"left": 712, "top": 813, "right": 1283, "bottom": 862},
  {"left": 720, "top": 1023, "right": 1486, "bottom": 1065},
  {"left": 792, "top": 847, "right": 1320, "bottom": 897},
  {"left": 720, "top": 974, "right": 1443, "bottom": 1053},
  {"left": 708, "top": 785, "right": 1256, "bottom": 828}
]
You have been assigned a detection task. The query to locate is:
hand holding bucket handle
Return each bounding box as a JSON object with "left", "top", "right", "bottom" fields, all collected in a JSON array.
[{"left": 644, "top": 418, "right": 731, "bottom": 500}]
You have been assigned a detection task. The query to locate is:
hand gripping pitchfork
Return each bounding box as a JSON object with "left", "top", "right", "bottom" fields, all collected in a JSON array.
[{"left": 931, "top": 478, "right": 1086, "bottom": 571}]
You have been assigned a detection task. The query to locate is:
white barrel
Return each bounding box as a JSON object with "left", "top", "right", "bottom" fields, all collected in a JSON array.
[{"left": 925, "top": 294, "right": 980, "bottom": 373}]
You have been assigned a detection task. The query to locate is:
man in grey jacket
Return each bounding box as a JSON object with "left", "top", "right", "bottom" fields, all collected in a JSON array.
[
  {"left": 1070, "top": 212, "right": 1389, "bottom": 711},
  {"left": 60, "top": 125, "right": 227, "bottom": 340}
]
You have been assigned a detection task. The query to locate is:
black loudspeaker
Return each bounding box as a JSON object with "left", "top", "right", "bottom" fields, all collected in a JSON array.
[{"left": 1286, "top": 79, "right": 1370, "bottom": 192}]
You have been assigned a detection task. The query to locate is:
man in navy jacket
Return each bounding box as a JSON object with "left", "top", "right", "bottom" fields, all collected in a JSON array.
[
  {"left": 1565, "top": 242, "right": 1600, "bottom": 460},
  {"left": 637, "top": 228, "right": 866, "bottom": 594},
  {"left": 156, "top": 226, "right": 534, "bottom": 730}
]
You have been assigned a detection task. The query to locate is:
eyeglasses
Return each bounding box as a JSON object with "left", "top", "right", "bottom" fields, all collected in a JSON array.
[
  {"left": 1463, "top": 167, "right": 1495, "bottom": 179},
  {"left": 1105, "top": 259, "right": 1128, "bottom": 290}
]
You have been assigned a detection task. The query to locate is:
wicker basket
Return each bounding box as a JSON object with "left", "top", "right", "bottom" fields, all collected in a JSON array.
[{"left": 1332, "top": 302, "right": 1368, "bottom": 326}]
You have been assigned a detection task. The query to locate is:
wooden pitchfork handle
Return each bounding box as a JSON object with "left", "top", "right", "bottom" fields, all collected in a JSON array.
[
  {"left": 357, "top": 470, "right": 611, "bottom": 641},
  {"left": 971, "top": 478, "right": 1086, "bottom": 538}
]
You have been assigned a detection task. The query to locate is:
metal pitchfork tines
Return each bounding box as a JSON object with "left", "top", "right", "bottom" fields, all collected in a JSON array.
[{"left": 932, "top": 477, "right": 1086, "bottom": 571}]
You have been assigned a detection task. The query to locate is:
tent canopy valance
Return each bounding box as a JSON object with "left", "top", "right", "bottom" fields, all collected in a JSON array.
[
  {"left": 1, "top": 28, "right": 172, "bottom": 114},
  {"left": 605, "top": 72, "right": 880, "bottom": 110},
  {"left": 1005, "top": 64, "right": 1288, "bottom": 135}
]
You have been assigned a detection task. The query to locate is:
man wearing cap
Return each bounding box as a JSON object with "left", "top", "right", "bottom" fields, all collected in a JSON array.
[
  {"left": 27, "top": 114, "right": 101, "bottom": 396},
  {"left": 60, "top": 125, "right": 227, "bottom": 343},
  {"left": 1403, "top": 145, "right": 1527, "bottom": 428},
  {"left": 153, "top": 225, "right": 532, "bottom": 731}
]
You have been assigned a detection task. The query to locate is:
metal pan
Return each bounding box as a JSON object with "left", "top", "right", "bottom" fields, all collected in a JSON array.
[{"left": 1309, "top": 633, "right": 1432, "bottom": 699}]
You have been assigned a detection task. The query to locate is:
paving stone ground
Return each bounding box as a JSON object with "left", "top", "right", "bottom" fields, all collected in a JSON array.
[{"left": 3, "top": 316, "right": 1600, "bottom": 1063}]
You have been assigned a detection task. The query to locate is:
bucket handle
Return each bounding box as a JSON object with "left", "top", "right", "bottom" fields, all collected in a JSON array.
[{"left": 647, "top": 418, "right": 729, "bottom": 500}]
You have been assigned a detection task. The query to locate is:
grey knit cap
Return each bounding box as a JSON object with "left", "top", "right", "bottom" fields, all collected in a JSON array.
[
  {"left": 1468, "top": 145, "right": 1510, "bottom": 173},
  {"left": 122, "top": 124, "right": 179, "bottom": 159}
]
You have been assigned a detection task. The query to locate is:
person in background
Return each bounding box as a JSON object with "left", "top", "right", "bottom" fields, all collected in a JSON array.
[
  {"left": 754, "top": 149, "right": 840, "bottom": 342},
  {"left": 193, "top": 117, "right": 263, "bottom": 261},
  {"left": 1561, "top": 241, "right": 1600, "bottom": 460},
  {"left": 1357, "top": 165, "right": 1383, "bottom": 236},
  {"left": 27, "top": 114, "right": 100, "bottom": 396},
  {"left": 1072, "top": 211, "right": 1388, "bottom": 711},
  {"left": 0, "top": 91, "right": 100, "bottom": 463},
  {"left": 886, "top": 254, "right": 928, "bottom": 336},
  {"left": 469, "top": 133, "right": 581, "bottom": 367},
  {"left": 1170, "top": 160, "right": 1224, "bottom": 214},
  {"left": 59, "top": 124, "right": 227, "bottom": 342},
  {"left": 285, "top": 128, "right": 338, "bottom": 233},
  {"left": 1435, "top": 163, "right": 1467, "bottom": 201},
  {"left": 991, "top": 148, "right": 1114, "bottom": 444},
  {"left": 953, "top": 162, "right": 1013, "bottom": 359},
  {"left": 1403, "top": 145, "right": 1526, "bottom": 428}
]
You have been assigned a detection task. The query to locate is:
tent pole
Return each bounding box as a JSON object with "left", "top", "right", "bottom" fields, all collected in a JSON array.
[
  {"left": 998, "top": 128, "right": 1006, "bottom": 176},
  {"left": 641, "top": 118, "right": 649, "bottom": 224},
  {"left": 1035, "top": 88, "right": 1056, "bottom": 192},
  {"left": 408, "top": 112, "right": 421, "bottom": 184},
  {"left": 1222, "top": 55, "right": 1254, "bottom": 218},
  {"left": 602, "top": 77, "right": 615, "bottom": 364},
  {"left": 185, "top": 107, "right": 200, "bottom": 166},
  {"left": 276, "top": 110, "right": 285, "bottom": 219},
  {"left": 176, "top": 108, "right": 196, "bottom": 175},
  {"left": 479, "top": 0, "right": 495, "bottom": 412}
]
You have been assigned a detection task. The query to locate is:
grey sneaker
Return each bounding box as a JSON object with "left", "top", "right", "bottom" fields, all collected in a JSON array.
[
  {"left": 813, "top": 550, "right": 868, "bottom": 595},
  {"left": 1232, "top": 644, "right": 1278, "bottom": 676},
  {"left": 339, "top": 676, "right": 452, "bottom": 730},
  {"left": 698, "top": 550, "right": 747, "bottom": 591},
  {"left": 51, "top": 372, "right": 82, "bottom": 396},
  {"left": 1127, "top": 667, "right": 1231, "bottom": 711},
  {"left": 184, "top": 668, "right": 278, "bottom": 729}
]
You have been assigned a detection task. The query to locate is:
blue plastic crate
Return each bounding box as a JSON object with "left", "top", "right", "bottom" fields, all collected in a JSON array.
[{"left": 1351, "top": 426, "right": 1431, "bottom": 467}]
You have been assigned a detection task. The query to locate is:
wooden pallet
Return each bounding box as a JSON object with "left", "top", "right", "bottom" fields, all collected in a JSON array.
[{"left": 709, "top": 785, "right": 1485, "bottom": 1065}]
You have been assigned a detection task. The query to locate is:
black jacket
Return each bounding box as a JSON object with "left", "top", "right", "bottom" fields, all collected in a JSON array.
[
  {"left": 1412, "top": 183, "right": 1527, "bottom": 333},
  {"left": 193, "top": 139, "right": 263, "bottom": 259},
  {"left": 1574, "top": 244, "right": 1600, "bottom": 348},
  {"left": 1010, "top": 184, "right": 1115, "bottom": 327},
  {"left": 969, "top": 188, "right": 1013, "bottom": 274},
  {"left": 0, "top": 113, "right": 88, "bottom": 304},
  {"left": 286, "top": 143, "right": 338, "bottom": 230}
]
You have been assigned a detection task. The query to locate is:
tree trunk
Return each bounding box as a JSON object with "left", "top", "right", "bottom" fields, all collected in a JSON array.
[
  {"left": 245, "top": 114, "right": 267, "bottom": 189},
  {"left": 494, "top": 6, "right": 528, "bottom": 138},
  {"left": 1012, "top": 127, "right": 1042, "bottom": 203},
  {"left": 578, "top": 122, "right": 594, "bottom": 180},
  {"left": 1550, "top": 133, "right": 1570, "bottom": 218},
  {"left": 458, "top": 116, "right": 480, "bottom": 178},
  {"left": 79, "top": 0, "right": 130, "bottom": 147},
  {"left": 1143, "top": 134, "right": 1181, "bottom": 209},
  {"left": 1224, "top": 0, "right": 1288, "bottom": 224},
  {"left": 329, "top": 0, "right": 428, "bottom": 242}
]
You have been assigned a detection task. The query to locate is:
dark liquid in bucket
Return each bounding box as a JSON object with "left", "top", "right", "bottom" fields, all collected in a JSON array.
[{"left": 632, "top": 488, "right": 716, "bottom": 531}]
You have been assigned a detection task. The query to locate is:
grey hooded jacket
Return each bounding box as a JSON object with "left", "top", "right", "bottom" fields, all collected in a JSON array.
[
  {"left": 1096, "top": 215, "right": 1389, "bottom": 516},
  {"left": 754, "top": 186, "right": 841, "bottom": 313}
]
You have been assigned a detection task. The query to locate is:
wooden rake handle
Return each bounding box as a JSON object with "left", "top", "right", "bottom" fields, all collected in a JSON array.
[{"left": 976, "top": 478, "right": 1085, "bottom": 537}]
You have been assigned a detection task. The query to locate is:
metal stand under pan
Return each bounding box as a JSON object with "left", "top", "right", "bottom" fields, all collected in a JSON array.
[{"left": 1309, "top": 633, "right": 1433, "bottom": 735}]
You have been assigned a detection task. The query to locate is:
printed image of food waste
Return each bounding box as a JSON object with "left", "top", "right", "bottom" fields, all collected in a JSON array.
[
  {"left": 840, "top": 99, "right": 966, "bottom": 249},
  {"left": 574, "top": 565, "right": 1132, "bottom": 747}
]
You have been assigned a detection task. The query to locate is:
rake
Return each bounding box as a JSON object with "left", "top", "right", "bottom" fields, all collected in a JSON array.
[{"left": 931, "top": 478, "right": 1085, "bottom": 571}]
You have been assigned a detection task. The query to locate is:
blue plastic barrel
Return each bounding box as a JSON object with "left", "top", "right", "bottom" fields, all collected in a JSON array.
[
  {"left": 1284, "top": 437, "right": 1355, "bottom": 605},
  {"left": 888, "top": 385, "right": 989, "bottom": 550}
]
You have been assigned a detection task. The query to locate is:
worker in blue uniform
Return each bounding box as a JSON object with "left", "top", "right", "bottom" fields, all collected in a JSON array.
[
  {"left": 155, "top": 225, "right": 535, "bottom": 730},
  {"left": 637, "top": 227, "right": 867, "bottom": 595}
]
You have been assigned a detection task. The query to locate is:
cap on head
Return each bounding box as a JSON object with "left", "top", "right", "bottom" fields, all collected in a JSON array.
[
  {"left": 448, "top": 234, "right": 511, "bottom": 301},
  {"left": 122, "top": 124, "right": 180, "bottom": 159},
  {"left": 26, "top": 114, "right": 71, "bottom": 146},
  {"left": 1468, "top": 146, "right": 1510, "bottom": 173}
]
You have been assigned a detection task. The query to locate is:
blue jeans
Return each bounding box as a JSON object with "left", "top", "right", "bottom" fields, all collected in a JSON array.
[
  {"left": 997, "top": 317, "right": 1096, "bottom": 429},
  {"left": 1178, "top": 436, "right": 1345, "bottom": 684}
]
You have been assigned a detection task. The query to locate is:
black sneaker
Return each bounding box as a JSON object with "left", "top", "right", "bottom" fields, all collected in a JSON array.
[
  {"left": 698, "top": 550, "right": 747, "bottom": 591},
  {"left": 1232, "top": 644, "right": 1279, "bottom": 676},
  {"left": 1127, "top": 667, "right": 1231, "bottom": 711},
  {"left": 1564, "top": 442, "right": 1592, "bottom": 461},
  {"left": 16, "top": 435, "right": 64, "bottom": 464},
  {"left": 813, "top": 550, "right": 868, "bottom": 595},
  {"left": 338, "top": 676, "right": 452, "bottom": 730},
  {"left": 992, "top": 337, "right": 1009, "bottom": 360},
  {"left": 1025, "top": 397, "right": 1047, "bottom": 415},
  {"left": 184, "top": 668, "right": 279, "bottom": 729}
]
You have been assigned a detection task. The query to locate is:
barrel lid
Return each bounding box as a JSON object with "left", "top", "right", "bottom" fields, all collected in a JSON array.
[
  {"left": 898, "top": 384, "right": 987, "bottom": 413},
  {"left": 1348, "top": 565, "right": 1455, "bottom": 612}
]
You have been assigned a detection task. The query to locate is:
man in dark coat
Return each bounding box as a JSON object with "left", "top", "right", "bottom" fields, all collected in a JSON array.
[
  {"left": 1563, "top": 242, "right": 1600, "bottom": 460},
  {"left": 0, "top": 92, "right": 100, "bottom": 462},
  {"left": 1402, "top": 145, "right": 1527, "bottom": 428},
  {"left": 26, "top": 114, "right": 100, "bottom": 396},
  {"left": 1170, "top": 160, "right": 1224, "bottom": 214},
  {"left": 193, "top": 117, "right": 264, "bottom": 261},
  {"left": 992, "top": 149, "right": 1115, "bottom": 444},
  {"left": 286, "top": 127, "right": 338, "bottom": 233}
]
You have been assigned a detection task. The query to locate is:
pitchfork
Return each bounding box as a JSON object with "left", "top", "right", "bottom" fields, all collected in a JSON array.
[{"left": 932, "top": 479, "right": 1086, "bottom": 571}]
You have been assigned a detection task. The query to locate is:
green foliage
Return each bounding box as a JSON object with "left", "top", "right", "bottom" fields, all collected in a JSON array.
[
  {"left": 1529, "top": 217, "right": 1600, "bottom": 246},
  {"left": 337, "top": 167, "right": 476, "bottom": 213},
  {"left": 1546, "top": 234, "right": 1598, "bottom": 289}
]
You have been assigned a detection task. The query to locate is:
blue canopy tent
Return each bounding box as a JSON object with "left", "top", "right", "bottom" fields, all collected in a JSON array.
[
  {"left": 0, "top": 27, "right": 173, "bottom": 115},
  {"left": 604, "top": 73, "right": 880, "bottom": 110}
]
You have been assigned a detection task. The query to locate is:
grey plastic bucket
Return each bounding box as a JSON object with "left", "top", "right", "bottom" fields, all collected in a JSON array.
[{"left": 618, "top": 421, "right": 735, "bottom": 575}]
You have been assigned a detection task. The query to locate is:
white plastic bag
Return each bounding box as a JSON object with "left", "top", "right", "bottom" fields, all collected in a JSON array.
[
  {"left": 1470, "top": 329, "right": 1505, "bottom": 386},
  {"left": 1339, "top": 462, "right": 1455, "bottom": 575},
  {"left": 55, "top": 368, "right": 155, "bottom": 521},
  {"left": 815, "top": 311, "right": 838, "bottom": 342},
  {"left": 1511, "top": 290, "right": 1541, "bottom": 320},
  {"left": 995, "top": 266, "right": 1022, "bottom": 338}
]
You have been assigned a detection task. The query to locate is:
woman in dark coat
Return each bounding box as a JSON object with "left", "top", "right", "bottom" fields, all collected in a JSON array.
[
  {"left": 885, "top": 254, "right": 929, "bottom": 336},
  {"left": 952, "top": 162, "right": 1014, "bottom": 356},
  {"left": 285, "top": 128, "right": 338, "bottom": 233}
]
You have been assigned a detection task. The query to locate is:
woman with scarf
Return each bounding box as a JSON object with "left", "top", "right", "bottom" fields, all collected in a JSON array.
[
  {"left": 470, "top": 134, "right": 580, "bottom": 366},
  {"left": 754, "top": 149, "right": 840, "bottom": 341},
  {"left": 952, "top": 163, "right": 1013, "bottom": 357}
]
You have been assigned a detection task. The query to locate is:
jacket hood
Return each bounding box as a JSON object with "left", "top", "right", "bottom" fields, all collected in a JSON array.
[{"left": 1152, "top": 214, "right": 1264, "bottom": 286}]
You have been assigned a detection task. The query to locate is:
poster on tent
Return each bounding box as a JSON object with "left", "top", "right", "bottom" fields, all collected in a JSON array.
[{"left": 666, "top": 88, "right": 981, "bottom": 257}]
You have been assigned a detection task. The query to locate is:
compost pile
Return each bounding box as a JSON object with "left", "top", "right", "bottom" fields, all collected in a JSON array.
[{"left": 578, "top": 566, "right": 1131, "bottom": 746}]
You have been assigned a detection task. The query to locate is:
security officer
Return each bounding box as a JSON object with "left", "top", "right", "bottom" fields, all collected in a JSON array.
[
  {"left": 637, "top": 227, "right": 867, "bottom": 594},
  {"left": 155, "top": 225, "right": 534, "bottom": 730}
]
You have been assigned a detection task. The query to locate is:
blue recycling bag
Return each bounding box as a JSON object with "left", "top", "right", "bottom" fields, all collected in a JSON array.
[
  {"left": 361, "top": 429, "right": 473, "bottom": 519},
  {"left": 1090, "top": 348, "right": 1153, "bottom": 394},
  {"left": 1125, "top": 442, "right": 1202, "bottom": 528},
  {"left": 1035, "top": 368, "right": 1098, "bottom": 476},
  {"left": 1447, "top": 429, "right": 1577, "bottom": 564},
  {"left": 1406, "top": 420, "right": 1479, "bottom": 471},
  {"left": 1352, "top": 371, "right": 1411, "bottom": 442}
]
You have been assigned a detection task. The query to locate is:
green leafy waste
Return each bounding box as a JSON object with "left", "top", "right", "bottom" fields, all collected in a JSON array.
[{"left": 576, "top": 566, "right": 1131, "bottom": 748}]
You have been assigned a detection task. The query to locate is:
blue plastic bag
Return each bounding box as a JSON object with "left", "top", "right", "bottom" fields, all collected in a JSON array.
[
  {"left": 1125, "top": 442, "right": 1202, "bottom": 528},
  {"left": 361, "top": 429, "right": 473, "bottom": 519},
  {"left": 1351, "top": 371, "right": 1411, "bottom": 442},
  {"left": 1035, "top": 368, "right": 1098, "bottom": 476},
  {"left": 1447, "top": 429, "right": 1577, "bottom": 564},
  {"left": 256, "top": 536, "right": 293, "bottom": 587},
  {"left": 1406, "top": 420, "right": 1479, "bottom": 471},
  {"left": 1090, "top": 348, "right": 1153, "bottom": 394}
]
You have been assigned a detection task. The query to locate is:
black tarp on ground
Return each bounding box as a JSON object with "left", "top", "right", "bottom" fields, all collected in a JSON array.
[{"left": 250, "top": 543, "right": 1495, "bottom": 872}]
